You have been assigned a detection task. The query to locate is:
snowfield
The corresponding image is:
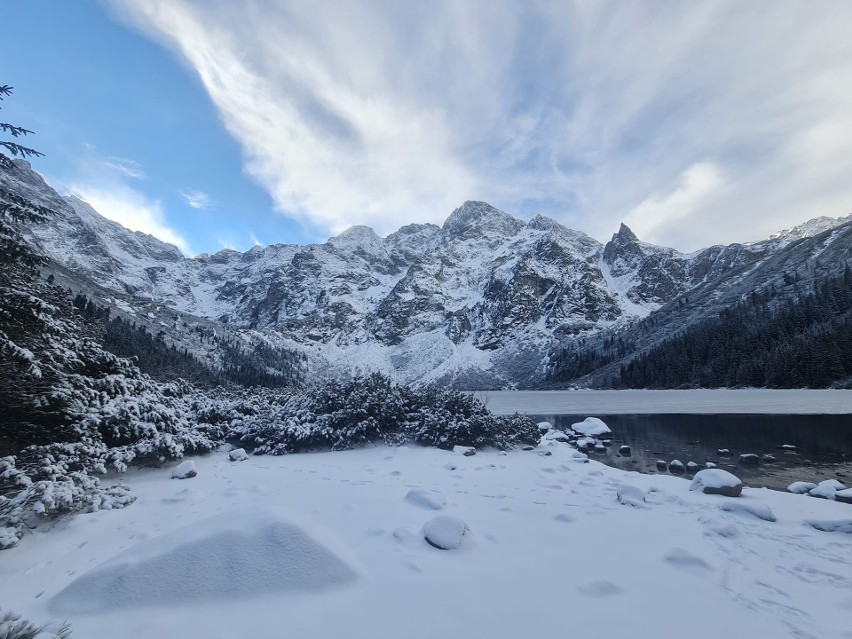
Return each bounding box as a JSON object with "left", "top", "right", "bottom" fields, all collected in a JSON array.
[{"left": 1, "top": 444, "right": 851, "bottom": 638}]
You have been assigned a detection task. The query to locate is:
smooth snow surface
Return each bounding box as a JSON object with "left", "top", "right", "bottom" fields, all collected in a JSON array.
[
  {"left": 51, "top": 511, "right": 359, "bottom": 613},
  {"left": 405, "top": 489, "right": 447, "bottom": 510},
  {"left": 1, "top": 446, "right": 851, "bottom": 638},
  {"left": 478, "top": 389, "right": 852, "bottom": 415}
]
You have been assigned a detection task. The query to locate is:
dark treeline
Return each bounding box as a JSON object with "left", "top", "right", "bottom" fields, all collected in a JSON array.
[
  {"left": 614, "top": 267, "right": 852, "bottom": 389},
  {"left": 72, "top": 294, "right": 304, "bottom": 388}
]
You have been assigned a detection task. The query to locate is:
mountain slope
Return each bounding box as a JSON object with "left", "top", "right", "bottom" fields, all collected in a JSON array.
[{"left": 3, "top": 160, "right": 850, "bottom": 388}]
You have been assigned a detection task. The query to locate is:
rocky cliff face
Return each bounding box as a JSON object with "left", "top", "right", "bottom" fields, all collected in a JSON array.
[{"left": 3, "top": 160, "right": 850, "bottom": 388}]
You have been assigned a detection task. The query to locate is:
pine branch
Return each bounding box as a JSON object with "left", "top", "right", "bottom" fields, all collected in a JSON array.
[{"left": 0, "top": 122, "right": 35, "bottom": 138}]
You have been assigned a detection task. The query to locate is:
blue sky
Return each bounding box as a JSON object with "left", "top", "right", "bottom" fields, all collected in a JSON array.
[{"left": 3, "top": 1, "right": 852, "bottom": 255}]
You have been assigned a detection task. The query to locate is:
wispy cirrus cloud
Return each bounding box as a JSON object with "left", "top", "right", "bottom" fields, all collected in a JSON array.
[
  {"left": 70, "top": 183, "right": 192, "bottom": 255},
  {"left": 103, "top": 156, "right": 147, "bottom": 180},
  {"left": 110, "top": 0, "right": 852, "bottom": 250},
  {"left": 180, "top": 188, "right": 213, "bottom": 209},
  {"left": 57, "top": 150, "right": 192, "bottom": 255}
]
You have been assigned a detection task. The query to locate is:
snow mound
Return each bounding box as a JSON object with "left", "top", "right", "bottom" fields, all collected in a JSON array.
[
  {"left": 690, "top": 469, "right": 743, "bottom": 497},
  {"left": 787, "top": 481, "right": 817, "bottom": 495},
  {"left": 422, "top": 515, "right": 469, "bottom": 550},
  {"left": 51, "top": 510, "right": 359, "bottom": 613},
  {"left": 405, "top": 489, "right": 447, "bottom": 510},
  {"left": 171, "top": 460, "right": 197, "bottom": 479},
  {"left": 571, "top": 417, "right": 611, "bottom": 437},
  {"left": 805, "top": 519, "right": 852, "bottom": 534},
  {"left": 452, "top": 445, "right": 476, "bottom": 457},
  {"left": 809, "top": 480, "right": 844, "bottom": 500},
  {"left": 720, "top": 501, "right": 776, "bottom": 522},
  {"left": 616, "top": 484, "right": 646, "bottom": 507}
]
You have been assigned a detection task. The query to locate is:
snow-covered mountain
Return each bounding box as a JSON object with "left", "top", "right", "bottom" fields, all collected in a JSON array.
[{"left": 3, "top": 160, "right": 851, "bottom": 388}]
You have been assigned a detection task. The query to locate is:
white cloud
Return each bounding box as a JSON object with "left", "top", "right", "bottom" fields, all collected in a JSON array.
[
  {"left": 103, "top": 156, "right": 147, "bottom": 180},
  {"left": 110, "top": 0, "right": 852, "bottom": 249},
  {"left": 180, "top": 188, "right": 213, "bottom": 209},
  {"left": 70, "top": 183, "right": 192, "bottom": 255},
  {"left": 624, "top": 163, "right": 727, "bottom": 245}
]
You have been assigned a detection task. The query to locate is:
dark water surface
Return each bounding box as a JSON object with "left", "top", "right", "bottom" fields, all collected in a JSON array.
[{"left": 531, "top": 414, "right": 852, "bottom": 491}]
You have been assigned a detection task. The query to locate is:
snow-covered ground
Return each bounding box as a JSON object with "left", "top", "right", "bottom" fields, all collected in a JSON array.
[
  {"left": 478, "top": 389, "right": 852, "bottom": 415},
  {"left": 2, "top": 443, "right": 851, "bottom": 638}
]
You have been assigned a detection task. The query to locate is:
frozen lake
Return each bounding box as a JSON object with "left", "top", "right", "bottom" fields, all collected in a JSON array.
[{"left": 476, "top": 389, "right": 852, "bottom": 415}]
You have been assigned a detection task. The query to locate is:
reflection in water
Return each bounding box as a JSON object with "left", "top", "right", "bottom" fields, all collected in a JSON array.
[{"left": 532, "top": 414, "right": 852, "bottom": 491}]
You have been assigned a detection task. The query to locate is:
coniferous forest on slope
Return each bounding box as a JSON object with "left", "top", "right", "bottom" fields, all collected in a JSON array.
[{"left": 614, "top": 269, "right": 852, "bottom": 389}]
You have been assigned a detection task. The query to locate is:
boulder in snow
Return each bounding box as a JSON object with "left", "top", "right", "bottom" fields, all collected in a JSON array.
[
  {"left": 171, "top": 460, "right": 197, "bottom": 479},
  {"left": 405, "top": 489, "right": 446, "bottom": 510},
  {"left": 668, "top": 460, "right": 685, "bottom": 475},
  {"left": 690, "top": 469, "right": 743, "bottom": 497},
  {"left": 835, "top": 488, "right": 852, "bottom": 505},
  {"left": 543, "top": 430, "right": 571, "bottom": 443},
  {"left": 537, "top": 421, "right": 553, "bottom": 432},
  {"left": 655, "top": 460, "right": 667, "bottom": 471},
  {"left": 619, "top": 445, "right": 631, "bottom": 457},
  {"left": 809, "top": 479, "right": 847, "bottom": 500},
  {"left": 704, "top": 462, "right": 717, "bottom": 469},
  {"left": 452, "top": 446, "right": 476, "bottom": 457},
  {"left": 228, "top": 448, "right": 249, "bottom": 462},
  {"left": 787, "top": 481, "right": 817, "bottom": 495},
  {"left": 571, "top": 417, "right": 612, "bottom": 438},
  {"left": 717, "top": 449, "right": 731, "bottom": 457},
  {"left": 738, "top": 453, "right": 759, "bottom": 465},
  {"left": 423, "top": 515, "right": 469, "bottom": 550},
  {"left": 686, "top": 461, "right": 700, "bottom": 473}
]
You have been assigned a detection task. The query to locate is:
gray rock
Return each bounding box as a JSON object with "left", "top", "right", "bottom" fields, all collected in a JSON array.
[
  {"left": 738, "top": 453, "right": 760, "bottom": 465},
  {"left": 690, "top": 469, "right": 743, "bottom": 497},
  {"left": 835, "top": 488, "right": 852, "bottom": 505},
  {"left": 171, "top": 460, "right": 197, "bottom": 479},
  {"left": 423, "top": 515, "right": 469, "bottom": 550},
  {"left": 228, "top": 448, "right": 249, "bottom": 462},
  {"left": 668, "top": 460, "right": 685, "bottom": 475}
]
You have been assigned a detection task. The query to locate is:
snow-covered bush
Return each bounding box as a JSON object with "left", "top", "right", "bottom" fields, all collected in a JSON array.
[
  {"left": 0, "top": 607, "right": 71, "bottom": 638},
  {"left": 223, "top": 375, "right": 540, "bottom": 454}
]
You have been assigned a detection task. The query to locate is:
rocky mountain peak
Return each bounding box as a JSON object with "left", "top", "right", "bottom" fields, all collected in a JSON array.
[
  {"left": 441, "top": 200, "right": 524, "bottom": 241},
  {"left": 602, "top": 223, "right": 641, "bottom": 264}
]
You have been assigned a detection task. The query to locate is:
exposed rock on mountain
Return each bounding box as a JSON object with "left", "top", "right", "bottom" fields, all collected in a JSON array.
[{"left": 3, "top": 160, "right": 850, "bottom": 388}]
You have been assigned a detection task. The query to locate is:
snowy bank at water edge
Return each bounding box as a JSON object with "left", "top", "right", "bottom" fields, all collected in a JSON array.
[{"left": 0, "top": 444, "right": 851, "bottom": 639}]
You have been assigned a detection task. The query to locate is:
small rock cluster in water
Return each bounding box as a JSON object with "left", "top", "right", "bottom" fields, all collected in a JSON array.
[{"left": 536, "top": 418, "right": 851, "bottom": 502}]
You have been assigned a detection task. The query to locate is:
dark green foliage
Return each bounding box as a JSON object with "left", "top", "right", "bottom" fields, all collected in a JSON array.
[
  {"left": 0, "top": 86, "right": 44, "bottom": 169},
  {"left": 0, "top": 607, "right": 71, "bottom": 639},
  {"left": 614, "top": 269, "right": 852, "bottom": 389},
  {"left": 221, "top": 374, "right": 541, "bottom": 454},
  {"left": 71, "top": 294, "right": 304, "bottom": 388}
]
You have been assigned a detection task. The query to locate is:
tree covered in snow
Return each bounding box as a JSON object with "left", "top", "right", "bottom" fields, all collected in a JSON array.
[
  {"left": 0, "top": 606, "right": 71, "bottom": 639},
  {"left": 204, "top": 374, "right": 540, "bottom": 455}
]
